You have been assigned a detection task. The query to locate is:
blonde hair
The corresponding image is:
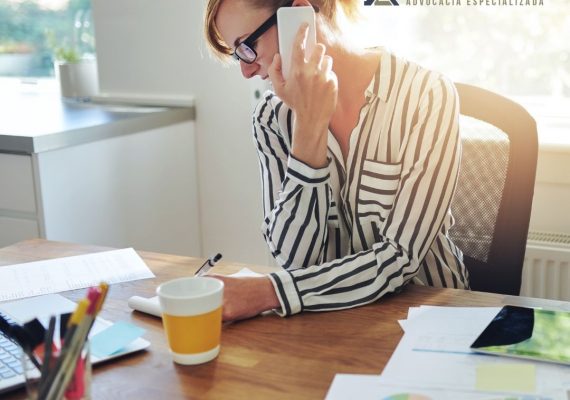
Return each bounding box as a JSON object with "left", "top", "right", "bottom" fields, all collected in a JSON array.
[{"left": 204, "top": 0, "right": 361, "bottom": 61}]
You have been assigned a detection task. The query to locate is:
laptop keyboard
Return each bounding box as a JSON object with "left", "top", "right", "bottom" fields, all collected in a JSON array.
[
  {"left": 0, "top": 311, "right": 39, "bottom": 393},
  {"left": 0, "top": 332, "right": 24, "bottom": 379}
]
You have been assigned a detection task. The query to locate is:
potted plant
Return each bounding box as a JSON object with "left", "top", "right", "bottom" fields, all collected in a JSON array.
[
  {"left": 52, "top": 46, "right": 99, "bottom": 99},
  {"left": 46, "top": 9, "right": 98, "bottom": 99}
]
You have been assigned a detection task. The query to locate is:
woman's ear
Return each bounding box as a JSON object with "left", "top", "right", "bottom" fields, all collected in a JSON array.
[{"left": 291, "top": 0, "right": 313, "bottom": 7}]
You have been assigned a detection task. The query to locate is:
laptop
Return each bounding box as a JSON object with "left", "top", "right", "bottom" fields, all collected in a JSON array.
[{"left": 0, "top": 294, "right": 150, "bottom": 394}]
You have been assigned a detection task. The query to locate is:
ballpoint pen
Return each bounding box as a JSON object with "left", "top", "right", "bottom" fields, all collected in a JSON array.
[
  {"left": 194, "top": 253, "right": 223, "bottom": 277},
  {"left": 40, "top": 316, "right": 56, "bottom": 379}
]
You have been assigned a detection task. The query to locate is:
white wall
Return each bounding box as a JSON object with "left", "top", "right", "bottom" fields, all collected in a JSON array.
[
  {"left": 529, "top": 148, "right": 570, "bottom": 234},
  {"left": 92, "top": 1, "right": 272, "bottom": 265}
]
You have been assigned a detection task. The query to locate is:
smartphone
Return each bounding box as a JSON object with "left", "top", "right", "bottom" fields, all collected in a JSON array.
[{"left": 277, "top": 6, "right": 317, "bottom": 80}]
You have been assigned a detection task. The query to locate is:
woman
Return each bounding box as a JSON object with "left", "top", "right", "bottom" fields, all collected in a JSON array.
[{"left": 204, "top": 0, "right": 469, "bottom": 321}]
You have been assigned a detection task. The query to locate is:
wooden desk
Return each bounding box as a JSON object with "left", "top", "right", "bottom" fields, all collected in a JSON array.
[{"left": 2, "top": 240, "right": 569, "bottom": 399}]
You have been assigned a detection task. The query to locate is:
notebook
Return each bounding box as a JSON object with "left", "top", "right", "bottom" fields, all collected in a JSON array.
[
  {"left": 470, "top": 305, "right": 570, "bottom": 366},
  {"left": 0, "top": 294, "right": 150, "bottom": 394}
]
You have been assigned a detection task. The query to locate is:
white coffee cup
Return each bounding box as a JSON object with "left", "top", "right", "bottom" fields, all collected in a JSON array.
[{"left": 156, "top": 277, "right": 224, "bottom": 365}]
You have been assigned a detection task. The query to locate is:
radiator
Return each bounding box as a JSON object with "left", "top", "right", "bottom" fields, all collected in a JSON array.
[{"left": 520, "top": 231, "right": 570, "bottom": 301}]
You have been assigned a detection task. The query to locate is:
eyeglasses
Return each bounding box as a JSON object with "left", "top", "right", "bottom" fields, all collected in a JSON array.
[{"left": 231, "top": 1, "right": 294, "bottom": 64}]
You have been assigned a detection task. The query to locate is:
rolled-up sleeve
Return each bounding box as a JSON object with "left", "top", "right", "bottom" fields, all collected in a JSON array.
[{"left": 253, "top": 94, "right": 333, "bottom": 271}]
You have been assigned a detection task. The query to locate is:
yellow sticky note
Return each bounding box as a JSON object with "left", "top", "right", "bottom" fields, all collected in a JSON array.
[{"left": 476, "top": 363, "right": 536, "bottom": 393}]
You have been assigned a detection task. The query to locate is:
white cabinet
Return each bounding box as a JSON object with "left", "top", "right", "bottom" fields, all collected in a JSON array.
[
  {"left": 0, "top": 154, "right": 40, "bottom": 247},
  {"left": 0, "top": 108, "right": 201, "bottom": 256},
  {"left": 0, "top": 216, "right": 40, "bottom": 247},
  {"left": 0, "top": 154, "right": 36, "bottom": 213}
]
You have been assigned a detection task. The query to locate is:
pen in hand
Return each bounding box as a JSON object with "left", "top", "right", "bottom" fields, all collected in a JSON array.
[{"left": 195, "top": 253, "right": 223, "bottom": 277}]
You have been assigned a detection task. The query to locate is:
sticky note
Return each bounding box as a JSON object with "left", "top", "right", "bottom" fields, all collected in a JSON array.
[
  {"left": 90, "top": 321, "right": 146, "bottom": 357},
  {"left": 476, "top": 363, "right": 536, "bottom": 393}
]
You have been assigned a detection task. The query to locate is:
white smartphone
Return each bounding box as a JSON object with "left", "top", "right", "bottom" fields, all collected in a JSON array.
[{"left": 277, "top": 6, "right": 317, "bottom": 80}]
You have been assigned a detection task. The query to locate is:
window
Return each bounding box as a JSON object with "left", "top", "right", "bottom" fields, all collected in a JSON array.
[
  {"left": 0, "top": 0, "right": 93, "bottom": 78},
  {"left": 357, "top": 1, "right": 569, "bottom": 97},
  {"left": 354, "top": 1, "right": 570, "bottom": 143}
]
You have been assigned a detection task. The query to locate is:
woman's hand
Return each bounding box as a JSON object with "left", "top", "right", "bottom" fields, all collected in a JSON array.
[
  {"left": 269, "top": 24, "right": 338, "bottom": 169},
  {"left": 209, "top": 275, "right": 280, "bottom": 322}
]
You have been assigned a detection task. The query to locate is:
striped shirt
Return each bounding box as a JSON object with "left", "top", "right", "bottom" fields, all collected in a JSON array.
[{"left": 253, "top": 49, "right": 469, "bottom": 317}]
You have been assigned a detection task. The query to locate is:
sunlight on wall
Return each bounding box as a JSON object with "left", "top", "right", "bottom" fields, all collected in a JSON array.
[{"left": 351, "top": 2, "right": 570, "bottom": 99}]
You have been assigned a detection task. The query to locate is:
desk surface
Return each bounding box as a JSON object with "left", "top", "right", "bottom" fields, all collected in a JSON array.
[{"left": 1, "top": 239, "right": 569, "bottom": 400}]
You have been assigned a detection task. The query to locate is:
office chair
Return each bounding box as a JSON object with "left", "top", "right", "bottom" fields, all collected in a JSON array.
[{"left": 449, "top": 83, "right": 538, "bottom": 295}]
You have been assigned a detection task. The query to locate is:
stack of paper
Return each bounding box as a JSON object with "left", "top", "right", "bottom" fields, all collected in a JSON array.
[{"left": 326, "top": 306, "right": 570, "bottom": 400}]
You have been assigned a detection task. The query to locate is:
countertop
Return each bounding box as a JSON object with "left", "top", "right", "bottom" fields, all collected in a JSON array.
[{"left": 0, "top": 90, "right": 195, "bottom": 155}]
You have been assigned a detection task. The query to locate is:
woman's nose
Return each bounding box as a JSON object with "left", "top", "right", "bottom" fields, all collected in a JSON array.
[{"left": 240, "top": 60, "right": 259, "bottom": 79}]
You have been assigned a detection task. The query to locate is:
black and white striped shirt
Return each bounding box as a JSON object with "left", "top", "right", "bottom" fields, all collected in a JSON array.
[{"left": 254, "top": 49, "right": 469, "bottom": 316}]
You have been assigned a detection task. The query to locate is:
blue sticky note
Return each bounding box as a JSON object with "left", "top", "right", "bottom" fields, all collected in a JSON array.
[{"left": 90, "top": 321, "right": 146, "bottom": 357}]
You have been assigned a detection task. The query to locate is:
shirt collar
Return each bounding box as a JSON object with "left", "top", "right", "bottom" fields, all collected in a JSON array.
[{"left": 365, "top": 46, "right": 389, "bottom": 103}]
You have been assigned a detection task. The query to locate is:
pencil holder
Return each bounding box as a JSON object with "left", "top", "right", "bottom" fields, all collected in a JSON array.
[
  {"left": 22, "top": 340, "right": 91, "bottom": 400},
  {"left": 63, "top": 340, "right": 91, "bottom": 400}
]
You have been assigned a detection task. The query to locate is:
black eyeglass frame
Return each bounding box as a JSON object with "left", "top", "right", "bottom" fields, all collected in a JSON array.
[{"left": 232, "top": 1, "right": 320, "bottom": 64}]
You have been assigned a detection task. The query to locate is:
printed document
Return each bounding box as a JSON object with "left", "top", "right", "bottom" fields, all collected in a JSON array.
[{"left": 0, "top": 248, "right": 155, "bottom": 301}]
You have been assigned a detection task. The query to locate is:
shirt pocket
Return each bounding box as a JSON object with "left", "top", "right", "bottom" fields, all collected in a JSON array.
[{"left": 357, "top": 159, "right": 402, "bottom": 224}]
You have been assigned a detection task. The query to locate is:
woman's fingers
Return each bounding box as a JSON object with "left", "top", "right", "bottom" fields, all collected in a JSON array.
[
  {"left": 309, "top": 43, "right": 326, "bottom": 70},
  {"left": 321, "top": 54, "right": 333, "bottom": 73},
  {"left": 273, "top": 31, "right": 337, "bottom": 131},
  {"left": 291, "top": 23, "right": 309, "bottom": 67}
]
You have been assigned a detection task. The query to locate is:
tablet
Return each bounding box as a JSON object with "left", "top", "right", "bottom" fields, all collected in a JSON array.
[{"left": 470, "top": 305, "right": 570, "bottom": 366}]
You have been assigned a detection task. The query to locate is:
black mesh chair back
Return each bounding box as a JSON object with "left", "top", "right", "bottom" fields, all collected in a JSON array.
[{"left": 450, "top": 83, "right": 538, "bottom": 295}]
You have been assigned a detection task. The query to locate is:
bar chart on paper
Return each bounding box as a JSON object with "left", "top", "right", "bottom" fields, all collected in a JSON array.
[{"left": 0, "top": 248, "right": 155, "bottom": 301}]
